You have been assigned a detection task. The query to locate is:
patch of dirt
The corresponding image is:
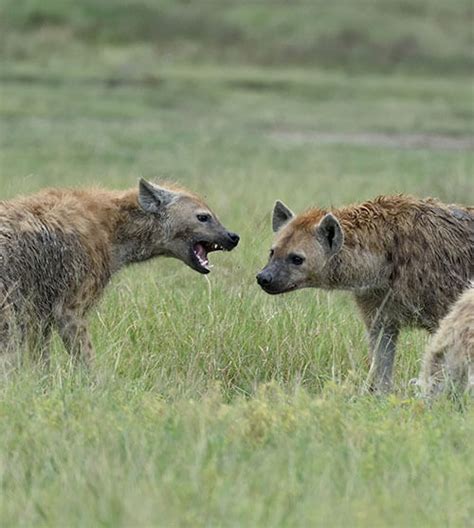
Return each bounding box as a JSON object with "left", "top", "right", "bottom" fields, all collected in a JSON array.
[{"left": 268, "top": 130, "right": 474, "bottom": 151}]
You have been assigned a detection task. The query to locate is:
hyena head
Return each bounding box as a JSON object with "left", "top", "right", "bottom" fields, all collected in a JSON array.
[
  {"left": 138, "top": 179, "right": 239, "bottom": 274},
  {"left": 256, "top": 200, "right": 344, "bottom": 294}
]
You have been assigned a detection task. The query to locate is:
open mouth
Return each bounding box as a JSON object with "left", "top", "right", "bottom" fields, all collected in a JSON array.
[{"left": 191, "top": 241, "right": 226, "bottom": 274}]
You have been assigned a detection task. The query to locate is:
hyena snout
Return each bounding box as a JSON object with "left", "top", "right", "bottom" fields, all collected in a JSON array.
[
  {"left": 256, "top": 263, "right": 298, "bottom": 295},
  {"left": 225, "top": 231, "right": 240, "bottom": 249},
  {"left": 256, "top": 268, "right": 285, "bottom": 294},
  {"left": 256, "top": 269, "right": 273, "bottom": 288}
]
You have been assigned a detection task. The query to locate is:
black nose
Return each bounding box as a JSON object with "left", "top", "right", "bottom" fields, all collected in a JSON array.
[
  {"left": 256, "top": 271, "right": 272, "bottom": 287},
  {"left": 227, "top": 232, "right": 240, "bottom": 247}
]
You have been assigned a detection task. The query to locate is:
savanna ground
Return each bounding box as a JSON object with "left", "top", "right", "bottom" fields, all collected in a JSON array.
[{"left": 0, "top": 1, "right": 473, "bottom": 526}]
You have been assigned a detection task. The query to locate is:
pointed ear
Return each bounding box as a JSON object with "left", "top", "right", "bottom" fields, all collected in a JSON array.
[
  {"left": 272, "top": 200, "right": 295, "bottom": 232},
  {"left": 316, "top": 213, "right": 344, "bottom": 256},
  {"left": 138, "top": 179, "right": 178, "bottom": 213}
]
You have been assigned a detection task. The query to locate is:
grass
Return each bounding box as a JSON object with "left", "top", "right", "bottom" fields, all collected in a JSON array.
[
  {"left": 0, "top": 1, "right": 474, "bottom": 526},
  {"left": 2, "top": 378, "right": 473, "bottom": 527},
  {"left": 1, "top": 0, "right": 473, "bottom": 74}
]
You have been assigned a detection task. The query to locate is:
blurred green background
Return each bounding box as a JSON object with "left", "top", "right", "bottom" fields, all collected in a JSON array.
[
  {"left": 1, "top": 0, "right": 473, "bottom": 74},
  {"left": 1, "top": 0, "right": 472, "bottom": 203}
]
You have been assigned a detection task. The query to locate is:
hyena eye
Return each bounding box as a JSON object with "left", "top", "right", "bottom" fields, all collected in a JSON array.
[
  {"left": 197, "top": 214, "right": 211, "bottom": 223},
  {"left": 290, "top": 254, "right": 305, "bottom": 266},
  {"left": 269, "top": 249, "right": 275, "bottom": 258}
]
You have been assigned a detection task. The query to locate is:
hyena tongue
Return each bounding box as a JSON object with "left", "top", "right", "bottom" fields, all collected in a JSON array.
[{"left": 193, "top": 243, "right": 209, "bottom": 267}]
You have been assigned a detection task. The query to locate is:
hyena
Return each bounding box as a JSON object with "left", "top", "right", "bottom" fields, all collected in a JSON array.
[
  {"left": 418, "top": 285, "right": 474, "bottom": 397},
  {"left": 257, "top": 195, "right": 473, "bottom": 392},
  {"left": 0, "top": 179, "right": 239, "bottom": 363}
]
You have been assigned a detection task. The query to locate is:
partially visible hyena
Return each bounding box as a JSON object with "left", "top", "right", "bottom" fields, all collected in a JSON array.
[
  {"left": 257, "top": 195, "right": 473, "bottom": 392},
  {"left": 418, "top": 285, "right": 474, "bottom": 397},
  {"left": 0, "top": 179, "right": 239, "bottom": 363}
]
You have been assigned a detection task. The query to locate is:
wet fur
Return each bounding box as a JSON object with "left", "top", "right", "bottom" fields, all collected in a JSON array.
[
  {"left": 0, "top": 183, "right": 232, "bottom": 363},
  {"left": 264, "top": 195, "right": 473, "bottom": 391}
]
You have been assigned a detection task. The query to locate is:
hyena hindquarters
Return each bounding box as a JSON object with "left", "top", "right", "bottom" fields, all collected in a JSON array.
[
  {"left": 0, "top": 179, "right": 239, "bottom": 364},
  {"left": 0, "top": 219, "right": 109, "bottom": 362},
  {"left": 418, "top": 286, "right": 474, "bottom": 398}
]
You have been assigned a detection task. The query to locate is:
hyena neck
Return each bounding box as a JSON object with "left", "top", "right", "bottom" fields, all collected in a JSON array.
[
  {"left": 322, "top": 212, "right": 396, "bottom": 293},
  {"left": 109, "top": 190, "right": 169, "bottom": 271},
  {"left": 326, "top": 246, "right": 391, "bottom": 293}
]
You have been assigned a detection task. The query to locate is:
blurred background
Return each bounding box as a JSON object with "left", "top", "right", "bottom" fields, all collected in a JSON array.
[
  {"left": 2, "top": 0, "right": 473, "bottom": 72},
  {"left": 0, "top": 0, "right": 472, "bottom": 209}
]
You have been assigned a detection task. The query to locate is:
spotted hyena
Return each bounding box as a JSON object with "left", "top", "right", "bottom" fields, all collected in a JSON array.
[
  {"left": 257, "top": 195, "right": 473, "bottom": 392},
  {"left": 0, "top": 179, "right": 239, "bottom": 363},
  {"left": 418, "top": 284, "right": 474, "bottom": 397}
]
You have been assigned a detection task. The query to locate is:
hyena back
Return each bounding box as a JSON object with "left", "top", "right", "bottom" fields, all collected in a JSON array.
[
  {"left": 0, "top": 179, "right": 239, "bottom": 362},
  {"left": 257, "top": 195, "right": 473, "bottom": 392}
]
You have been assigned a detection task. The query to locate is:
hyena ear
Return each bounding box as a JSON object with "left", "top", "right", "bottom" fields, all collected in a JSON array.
[
  {"left": 316, "top": 213, "right": 344, "bottom": 256},
  {"left": 138, "top": 179, "right": 178, "bottom": 213},
  {"left": 272, "top": 200, "right": 295, "bottom": 232}
]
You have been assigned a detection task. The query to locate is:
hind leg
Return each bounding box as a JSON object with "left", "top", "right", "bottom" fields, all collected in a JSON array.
[
  {"left": 419, "top": 344, "right": 446, "bottom": 398},
  {"left": 443, "top": 342, "right": 472, "bottom": 395},
  {"left": 0, "top": 299, "right": 22, "bottom": 354},
  {"left": 468, "top": 362, "right": 474, "bottom": 395},
  {"left": 55, "top": 308, "right": 95, "bottom": 366}
]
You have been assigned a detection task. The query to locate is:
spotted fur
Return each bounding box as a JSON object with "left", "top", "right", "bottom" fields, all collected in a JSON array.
[{"left": 258, "top": 194, "right": 473, "bottom": 391}]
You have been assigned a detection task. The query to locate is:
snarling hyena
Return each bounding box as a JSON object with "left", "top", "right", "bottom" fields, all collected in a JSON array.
[
  {"left": 257, "top": 195, "right": 473, "bottom": 392},
  {"left": 418, "top": 285, "right": 474, "bottom": 397},
  {"left": 0, "top": 179, "right": 239, "bottom": 363}
]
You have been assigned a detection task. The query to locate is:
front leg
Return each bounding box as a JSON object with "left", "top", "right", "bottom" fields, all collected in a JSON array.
[
  {"left": 367, "top": 320, "right": 399, "bottom": 393},
  {"left": 355, "top": 291, "right": 399, "bottom": 393},
  {"left": 28, "top": 323, "right": 53, "bottom": 365},
  {"left": 55, "top": 309, "right": 95, "bottom": 366}
]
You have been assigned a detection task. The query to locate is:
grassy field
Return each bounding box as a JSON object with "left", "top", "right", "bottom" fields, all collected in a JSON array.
[{"left": 1, "top": 1, "right": 474, "bottom": 526}]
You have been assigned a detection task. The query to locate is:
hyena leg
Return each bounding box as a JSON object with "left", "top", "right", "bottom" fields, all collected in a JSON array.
[
  {"left": 55, "top": 310, "right": 95, "bottom": 366},
  {"left": 0, "top": 288, "right": 16, "bottom": 353},
  {"left": 468, "top": 362, "right": 474, "bottom": 395},
  {"left": 444, "top": 347, "right": 471, "bottom": 396},
  {"left": 0, "top": 312, "right": 19, "bottom": 371},
  {"left": 28, "top": 324, "right": 53, "bottom": 365},
  {"left": 367, "top": 321, "right": 400, "bottom": 393},
  {"left": 419, "top": 345, "right": 446, "bottom": 398}
]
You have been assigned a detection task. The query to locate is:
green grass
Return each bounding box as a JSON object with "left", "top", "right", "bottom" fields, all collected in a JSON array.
[
  {"left": 2, "top": 377, "right": 473, "bottom": 527},
  {"left": 1, "top": 0, "right": 473, "bottom": 74},
  {"left": 1, "top": 2, "right": 474, "bottom": 526}
]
